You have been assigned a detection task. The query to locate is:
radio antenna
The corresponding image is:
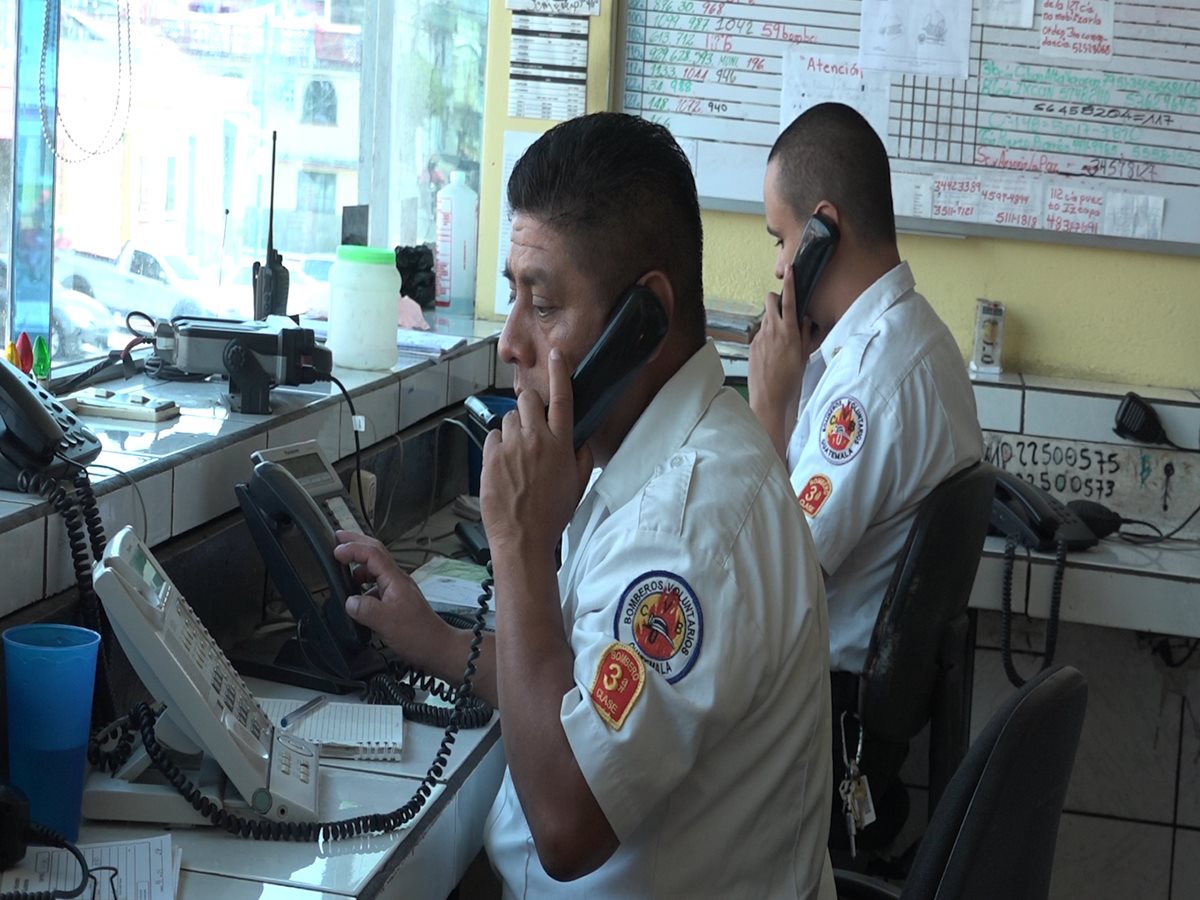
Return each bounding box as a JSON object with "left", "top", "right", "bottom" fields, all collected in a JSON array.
[{"left": 267, "top": 130, "right": 278, "bottom": 261}]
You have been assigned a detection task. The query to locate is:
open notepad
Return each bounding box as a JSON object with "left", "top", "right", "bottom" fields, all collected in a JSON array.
[{"left": 258, "top": 697, "right": 404, "bottom": 761}]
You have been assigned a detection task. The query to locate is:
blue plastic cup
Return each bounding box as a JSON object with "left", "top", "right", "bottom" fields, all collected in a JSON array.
[
  {"left": 4, "top": 624, "right": 100, "bottom": 841},
  {"left": 468, "top": 395, "right": 517, "bottom": 495}
]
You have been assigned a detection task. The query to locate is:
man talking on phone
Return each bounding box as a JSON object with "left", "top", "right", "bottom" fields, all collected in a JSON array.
[
  {"left": 335, "top": 113, "right": 836, "bottom": 897},
  {"left": 749, "top": 103, "right": 982, "bottom": 854}
]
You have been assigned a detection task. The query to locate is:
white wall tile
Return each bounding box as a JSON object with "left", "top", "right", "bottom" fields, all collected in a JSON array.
[
  {"left": 338, "top": 383, "right": 400, "bottom": 458},
  {"left": 172, "top": 435, "right": 267, "bottom": 535},
  {"left": 399, "top": 363, "right": 449, "bottom": 430},
  {"left": 1049, "top": 815, "right": 1171, "bottom": 900},
  {"left": 0, "top": 518, "right": 45, "bottom": 616},
  {"left": 494, "top": 356, "right": 515, "bottom": 390},
  {"left": 447, "top": 345, "right": 494, "bottom": 405},
  {"left": 268, "top": 405, "right": 342, "bottom": 463},
  {"left": 1024, "top": 385, "right": 1200, "bottom": 448},
  {"left": 972, "top": 383, "right": 1022, "bottom": 432}
]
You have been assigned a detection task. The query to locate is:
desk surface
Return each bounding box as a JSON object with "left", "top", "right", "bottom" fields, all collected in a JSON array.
[{"left": 971, "top": 535, "right": 1200, "bottom": 638}]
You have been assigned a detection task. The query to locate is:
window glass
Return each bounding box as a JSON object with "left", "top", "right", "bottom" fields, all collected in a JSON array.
[
  {"left": 0, "top": 4, "right": 12, "bottom": 345},
  {"left": 20, "top": 0, "right": 486, "bottom": 367}
]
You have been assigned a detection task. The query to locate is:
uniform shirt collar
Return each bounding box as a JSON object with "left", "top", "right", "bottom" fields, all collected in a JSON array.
[
  {"left": 816, "top": 261, "right": 915, "bottom": 366},
  {"left": 589, "top": 340, "right": 724, "bottom": 514}
]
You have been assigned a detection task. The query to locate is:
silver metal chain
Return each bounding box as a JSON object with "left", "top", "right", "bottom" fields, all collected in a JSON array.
[{"left": 39, "top": 0, "right": 134, "bottom": 163}]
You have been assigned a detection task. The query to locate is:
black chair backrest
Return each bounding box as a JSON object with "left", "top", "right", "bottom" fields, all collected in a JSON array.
[
  {"left": 903, "top": 665, "right": 1087, "bottom": 900},
  {"left": 859, "top": 462, "right": 997, "bottom": 742}
]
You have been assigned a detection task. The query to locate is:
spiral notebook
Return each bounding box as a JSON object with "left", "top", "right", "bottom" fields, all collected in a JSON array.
[{"left": 258, "top": 697, "right": 404, "bottom": 761}]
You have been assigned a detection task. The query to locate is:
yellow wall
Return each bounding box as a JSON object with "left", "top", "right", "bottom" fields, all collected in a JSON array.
[{"left": 478, "top": 1, "right": 1200, "bottom": 391}]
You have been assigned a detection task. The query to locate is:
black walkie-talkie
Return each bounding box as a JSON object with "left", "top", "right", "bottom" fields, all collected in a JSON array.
[{"left": 252, "top": 131, "right": 289, "bottom": 319}]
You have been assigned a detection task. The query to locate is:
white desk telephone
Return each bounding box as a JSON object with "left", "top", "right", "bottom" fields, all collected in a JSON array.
[{"left": 83, "top": 525, "right": 321, "bottom": 826}]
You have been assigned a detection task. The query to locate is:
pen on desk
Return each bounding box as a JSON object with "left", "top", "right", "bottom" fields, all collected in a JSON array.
[{"left": 281, "top": 694, "right": 328, "bottom": 730}]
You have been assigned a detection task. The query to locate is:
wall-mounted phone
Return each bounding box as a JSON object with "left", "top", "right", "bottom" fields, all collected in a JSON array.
[
  {"left": 791, "top": 212, "right": 840, "bottom": 325},
  {"left": 234, "top": 460, "right": 382, "bottom": 692},
  {"left": 990, "top": 472, "right": 1097, "bottom": 552},
  {"left": 84, "top": 525, "right": 320, "bottom": 826},
  {"left": 0, "top": 358, "right": 101, "bottom": 490},
  {"left": 466, "top": 283, "right": 669, "bottom": 450},
  {"left": 251, "top": 440, "right": 372, "bottom": 536}
]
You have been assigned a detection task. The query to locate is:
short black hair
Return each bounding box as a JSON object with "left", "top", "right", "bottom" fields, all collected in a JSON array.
[
  {"left": 769, "top": 103, "right": 896, "bottom": 247},
  {"left": 507, "top": 112, "right": 706, "bottom": 345}
]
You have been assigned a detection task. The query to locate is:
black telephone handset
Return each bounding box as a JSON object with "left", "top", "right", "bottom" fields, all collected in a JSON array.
[
  {"left": 236, "top": 460, "right": 370, "bottom": 679},
  {"left": 791, "top": 212, "right": 840, "bottom": 324},
  {"left": 989, "top": 471, "right": 1097, "bottom": 552},
  {"left": 466, "top": 284, "right": 668, "bottom": 450},
  {"left": 0, "top": 358, "right": 101, "bottom": 490}
]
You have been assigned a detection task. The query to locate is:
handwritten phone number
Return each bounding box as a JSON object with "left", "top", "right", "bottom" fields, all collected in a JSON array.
[{"left": 984, "top": 439, "right": 1119, "bottom": 498}]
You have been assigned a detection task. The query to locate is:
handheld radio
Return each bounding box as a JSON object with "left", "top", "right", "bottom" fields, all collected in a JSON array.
[{"left": 253, "top": 131, "right": 290, "bottom": 319}]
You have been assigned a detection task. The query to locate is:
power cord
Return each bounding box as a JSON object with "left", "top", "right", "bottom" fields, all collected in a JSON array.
[
  {"left": 319, "top": 373, "right": 371, "bottom": 533},
  {"left": 0, "top": 784, "right": 91, "bottom": 900},
  {"left": 1121, "top": 501, "right": 1200, "bottom": 545}
]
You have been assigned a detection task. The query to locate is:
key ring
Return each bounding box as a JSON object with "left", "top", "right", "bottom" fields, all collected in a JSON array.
[{"left": 839, "top": 709, "right": 864, "bottom": 772}]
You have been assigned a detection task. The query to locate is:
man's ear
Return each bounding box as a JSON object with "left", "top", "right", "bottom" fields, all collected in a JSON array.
[{"left": 637, "top": 270, "right": 675, "bottom": 325}]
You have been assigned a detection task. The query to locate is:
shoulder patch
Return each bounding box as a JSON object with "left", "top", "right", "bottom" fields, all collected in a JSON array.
[
  {"left": 798, "top": 474, "right": 833, "bottom": 517},
  {"left": 818, "top": 396, "right": 868, "bottom": 465},
  {"left": 612, "top": 570, "right": 703, "bottom": 684},
  {"left": 590, "top": 643, "right": 645, "bottom": 730}
]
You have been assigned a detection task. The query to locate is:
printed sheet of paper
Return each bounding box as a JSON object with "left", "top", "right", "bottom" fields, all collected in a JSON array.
[
  {"left": 892, "top": 172, "right": 935, "bottom": 220},
  {"left": 781, "top": 47, "right": 892, "bottom": 148},
  {"left": 494, "top": 130, "right": 542, "bottom": 317},
  {"left": 1040, "top": 0, "right": 1114, "bottom": 60},
  {"left": 1103, "top": 192, "right": 1164, "bottom": 240},
  {"left": 507, "top": 0, "right": 600, "bottom": 14},
  {"left": 0, "top": 834, "right": 179, "bottom": 900},
  {"left": 980, "top": 0, "right": 1035, "bottom": 28},
  {"left": 508, "top": 12, "right": 588, "bottom": 120},
  {"left": 859, "top": 0, "right": 973, "bottom": 78}
]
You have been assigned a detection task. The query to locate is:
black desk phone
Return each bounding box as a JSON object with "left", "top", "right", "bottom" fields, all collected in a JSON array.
[
  {"left": 466, "top": 283, "right": 669, "bottom": 449},
  {"left": 989, "top": 471, "right": 1097, "bottom": 553},
  {"left": 0, "top": 357, "right": 101, "bottom": 490},
  {"left": 235, "top": 459, "right": 379, "bottom": 691},
  {"left": 251, "top": 439, "right": 373, "bottom": 536}
]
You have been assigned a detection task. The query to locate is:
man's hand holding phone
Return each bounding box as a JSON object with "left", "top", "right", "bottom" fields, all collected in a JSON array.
[
  {"left": 481, "top": 348, "right": 593, "bottom": 562},
  {"left": 750, "top": 266, "right": 819, "bottom": 454}
]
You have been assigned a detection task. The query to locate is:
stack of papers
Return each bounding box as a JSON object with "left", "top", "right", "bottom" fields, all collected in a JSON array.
[
  {"left": 258, "top": 697, "right": 405, "bottom": 761},
  {"left": 412, "top": 556, "right": 496, "bottom": 630},
  {"left": 0, "top": 834, "right": 180, "bottom": 900},
  {"left": 395, "top": 329, "right": 467, "bottom": 357}
]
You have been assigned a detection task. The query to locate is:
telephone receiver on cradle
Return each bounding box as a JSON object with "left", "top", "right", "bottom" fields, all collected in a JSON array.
[
  {"left": 236, "top": 460, "right": 372, "bottom": 684},
  {"left": 791, "top": 211, "right": 840, "bottom": 325},
  {"left": 466, "top": 283, "right": 669, "bottom": 450},
  {"left": 989, "top": 470, "right": 1097, "bottom": 553},
  {"left": 0, "top": 357, "right": 101, "bottom": 490}
]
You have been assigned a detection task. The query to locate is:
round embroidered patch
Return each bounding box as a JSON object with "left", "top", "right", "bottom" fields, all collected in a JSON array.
[
  {"left": 613, "top": 570, "right": 703, "bottom": 684},
  {"left": 818, "top": 396, "right": 868, "bottom": 465}
]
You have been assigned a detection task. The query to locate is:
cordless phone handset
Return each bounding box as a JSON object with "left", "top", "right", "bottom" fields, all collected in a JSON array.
[
  {"left": 791, "top": 211, "right": 840, "bottom": 325},
  {"left": 465, "top": 284, "right": 668, "bottom": 450}
]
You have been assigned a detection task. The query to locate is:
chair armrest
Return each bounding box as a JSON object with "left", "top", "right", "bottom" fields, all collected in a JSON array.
[{"left": 833, "top": 869, "right": 903, "bottom": 900}]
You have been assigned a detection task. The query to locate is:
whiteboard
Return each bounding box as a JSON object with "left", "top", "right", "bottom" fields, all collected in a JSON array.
[{"left": 621, "top": 0, "right": 1200, "bottom": 254}]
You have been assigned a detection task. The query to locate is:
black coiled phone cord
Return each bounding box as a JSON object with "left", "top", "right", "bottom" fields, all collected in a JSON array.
[
  {"left": 0, "top": 822, "right": 90, "bottom": 900},
  {"left": 1001, "top": 537, "right": 1067, "bottom": 688},
  {"left": 16, "top": 470, "right": 117, "bottom": 726},
  {"left": 106, "top": 569, "right": 493, "bottom": 841}
]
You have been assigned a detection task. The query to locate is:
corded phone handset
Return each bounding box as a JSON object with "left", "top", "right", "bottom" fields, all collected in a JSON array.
[
  {"left": 791, "top": 211, "right": 840, "bottom": 325},
  {"left": 466, "top": 283, "right": 669, "bottom": 449},
  {"left": 988, "top": 471, "right": 1097, "bottom": 689},
  {"left": 990, "top": 471, "right": 1097, "bottom": 553},
  {"left": 0, "top": 357, "right": 101, "bottom": 490},
  {"left": 234, "top": 460, "right": 378, "bottom": 691}
]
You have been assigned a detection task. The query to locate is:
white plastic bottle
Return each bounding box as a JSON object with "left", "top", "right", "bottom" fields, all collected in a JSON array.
[
  {"left": 325, "top": 245, "right": 401, "bottom": 371},
  {"left": 435, "top": 170, "right": 479, "bottom": 317}
]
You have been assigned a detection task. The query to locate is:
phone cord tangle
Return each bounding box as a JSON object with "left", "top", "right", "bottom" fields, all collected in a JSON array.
[
  {"left": 112, "top": 569, "right": 494, "bottom": 840},
  {"left": 15, "top": 470, "right": 117, "bottom": 726},
  {"left": 0, "top": 822, "right": 91, "bottom": 900},
  {"left": 1001, "top": 537, "right": 1066, "bottom": 688}
]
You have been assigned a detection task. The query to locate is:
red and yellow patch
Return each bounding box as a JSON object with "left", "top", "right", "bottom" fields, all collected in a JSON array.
[
  {"left": 590, "top": 643, "right": 646, "bottom": 730},
  {"left": 798, "top": 474, "right": 833, "bottom": 517}
]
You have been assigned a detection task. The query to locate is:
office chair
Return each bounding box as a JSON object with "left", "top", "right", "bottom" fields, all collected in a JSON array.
[
  {"left": 853, "top": 461, "right": 998, "bottom": 829},
  {"left": 834, "top": 664, "right": 1087, "bottom": 900}
]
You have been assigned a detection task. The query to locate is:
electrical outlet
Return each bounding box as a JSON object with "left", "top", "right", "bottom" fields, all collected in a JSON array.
[{"left": 351, "top": 470, "right": 378, "bottom": 524}]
